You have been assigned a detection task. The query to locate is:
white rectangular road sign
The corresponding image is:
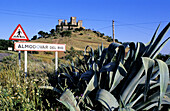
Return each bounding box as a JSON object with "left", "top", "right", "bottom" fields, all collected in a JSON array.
[{"left": 14, "top": 42, "right": 66, "bottom": 51}]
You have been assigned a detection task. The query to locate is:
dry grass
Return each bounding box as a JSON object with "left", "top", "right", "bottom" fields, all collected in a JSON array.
[{"left": 32, "top": 30, "right": 111, "bottom": 52}]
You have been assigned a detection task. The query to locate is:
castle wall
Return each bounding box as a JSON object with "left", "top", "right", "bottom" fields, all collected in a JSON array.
[
  {"left": 78, "top": 20, "right": 82, "bottom": 28},
  {"left": 64, "top": 20, "right": 67, "bottom": 25},
  {"left": 57, "top": 17, "right": 84, "bottom": 30},
  {"left": 58, "top": 19, "right": 63, "bottom": 25},
  {"left": 71, "top": 17, "right": 77, "bottom": 25}
]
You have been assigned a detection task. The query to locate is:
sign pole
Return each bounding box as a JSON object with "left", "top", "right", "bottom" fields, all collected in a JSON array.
[
  {"left": 19, "top": 51, "right": 21, "bottom": 69},
  {"left": 24, "top": 51, "right": 27, "bottom": 77},
  {"left": 55, "top": 51, "right": 58, "bottom": 75},
  {"left": 18, "top": 41, "right": 21, "bottom": 69}
]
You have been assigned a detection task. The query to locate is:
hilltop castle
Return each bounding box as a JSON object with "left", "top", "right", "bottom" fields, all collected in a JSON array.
[{"left": 56, "top": 17, "right": 85, "bottom": 30}]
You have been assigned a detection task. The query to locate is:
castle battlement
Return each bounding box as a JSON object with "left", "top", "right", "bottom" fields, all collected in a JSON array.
[{"left": 56, "top": 17, "right": 85, "bottom": 30}]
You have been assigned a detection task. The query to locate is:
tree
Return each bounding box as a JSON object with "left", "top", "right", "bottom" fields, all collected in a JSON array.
[
  {"left": 50, "top": 29, "right": 55, "bottom": 36},
  {"left": 0, "top": 39, "right": 14, "bottom": 50},
  {"left": 31, "top": 35, "right": 37, "bottom": 40},
  {"left": 38, "top": 31, "right": 45, "bottom": 38}
]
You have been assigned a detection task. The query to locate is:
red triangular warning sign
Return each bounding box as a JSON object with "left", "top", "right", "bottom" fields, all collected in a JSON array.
[{"left": 9, "top": 24, "right": 29, "bottom": 41}]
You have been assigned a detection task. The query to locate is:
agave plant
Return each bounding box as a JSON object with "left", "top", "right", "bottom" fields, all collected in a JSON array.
[{"left": 40, "top": 23, "right": 170, "bottom": 111}]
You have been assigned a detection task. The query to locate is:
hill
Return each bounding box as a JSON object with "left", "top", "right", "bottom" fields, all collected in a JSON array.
[{"left": 30, "top": 29, "right": 115, "bottom": 58}]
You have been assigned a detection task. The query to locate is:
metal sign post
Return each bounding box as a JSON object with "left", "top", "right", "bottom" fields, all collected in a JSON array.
[
  {"left": 18, "top": 50, "right": 21, "bottom": 69},
  {"left": 18, "top": 41, "right": 21, "bottom": 69},
  {"left": 24, "top": 51, "right": 27, "bottom": 76},
  {"left": 55, "top": 51, "right": 58, "bottom": 74}
]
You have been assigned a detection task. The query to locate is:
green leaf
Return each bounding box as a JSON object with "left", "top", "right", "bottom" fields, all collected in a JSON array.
[
  {"left": 121, "top": 64, "right": 144, "bottom": 104},
  {"left": 96, "top": 89, "right": 119, "bottom": 110},
  {"left": 124, "top": 42, "right": 135, "bottom": 71},
  {"left": 58, "top": 89, "right": 80, "bottom": 111},
  {"left": 98, "top": 48, "right": 107, "bottom": 69},
  {"left": 59, "top": 73, "right": 75, "bottom": 83},
  {"left": 80, "top": 70, "right": 94, "bottom": 81},
  {"left": 84, "top": 45, "right": 94, "bottom": 62},
  {"left": 135, "top": 42, "right": 146, "bottom": 60},
  {"left": 118, "top": 108, "right": 135, "bottom": 111},
  {"left": 128, "top": 83, "right": 160, "bottom": 108},
  {"left": 78, "top": 74, "right": 97, "bottom": 105},
  {"left": 134, "top": 91, "right": 159, "bottom": 110},
  {"left": 39, "top": 86, "right": 61, "bottom": 94},
  {"left": 142, "top": 57, "right": 155, "bottom": 101},
  {"left": 143, "top": 103, "right": 158, "bottom": 110},
  {"left": 109, "top": 63, "right": 126, "bottom": 92},
  {"left": 145, "top": 24, "right": 160, "bottom": 54},
  {"left": 107, "top": 42, "right": 121, "bottom": 63},
  {"left": 151, "top": 37, "right": 170, "bottom": 59},
  {"left": 146, "top": 22, "right": 170, "bottom": 57},
  {"left": 156, "top": 59, "right": 169, "bottom": 110},
  {"left": 165, "top": 58, "right": 170, "bottom": 65},
  {"left": 100, "top": 62, "right": 116, "bottom": 73}
]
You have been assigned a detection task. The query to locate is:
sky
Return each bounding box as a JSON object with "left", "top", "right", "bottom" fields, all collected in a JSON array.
[{"left": 0, "top": 0, "right": 169, "bottom": 54}]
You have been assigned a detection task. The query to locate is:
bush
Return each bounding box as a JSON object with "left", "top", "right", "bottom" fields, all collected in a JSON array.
[
  {"left": 0, "top": 39, "right": 14, "bottom": 50},
  {"left": 60, "top": 31, "right": 72, "bottom": 37},
  {"left": 54, "top": 36, "right": 58, "bottom": 39},
  {"left": 115, "top": 39, "right": 122, "bottom": 44},
  {"left": 31, "top": 35, "right": 37, "bottom": 40},
  {"left": 107, "top": 37, "right": 113, "bottom": 42},
  {"left": 75, "top": 27, "right": 84, "bottom": 32},
  {"left": 100, "top": 33, "right": 104, "bottom": 37}
]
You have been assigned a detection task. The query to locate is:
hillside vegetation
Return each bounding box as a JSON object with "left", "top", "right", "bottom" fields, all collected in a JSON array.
[{"left": 31, "top": 29, "right": 114, "bottom": 56}]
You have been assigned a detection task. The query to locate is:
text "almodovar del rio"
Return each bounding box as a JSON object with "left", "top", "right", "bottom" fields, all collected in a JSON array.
[{"left": 14, "top": 42, "right": 66, "bottom": 51}]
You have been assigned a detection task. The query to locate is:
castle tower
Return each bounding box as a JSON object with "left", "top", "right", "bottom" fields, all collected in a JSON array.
[
  {"left": 78, "top": 20, "right": 82, "bottom": 28},
  {"left": 71, "top": 17, "right": 77, "bottom": 25},
  {"left": 58, "top": 19, "right": 63, "bottom": 25},
  {"left": 64, "top": 20, "right": 67, "bottom": 25}
]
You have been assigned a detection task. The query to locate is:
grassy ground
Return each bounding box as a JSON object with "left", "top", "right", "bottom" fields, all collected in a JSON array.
[
  {"left": 31, "top": 30, "right": 112, "bottom": 58},
  {"left": 0, "top": 51, "right": 64, "bottom": 110}
]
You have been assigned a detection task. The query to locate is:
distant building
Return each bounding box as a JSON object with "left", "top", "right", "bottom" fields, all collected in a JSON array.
[{"left": 56, "top": 17, "right": 85, "bottom": 30}]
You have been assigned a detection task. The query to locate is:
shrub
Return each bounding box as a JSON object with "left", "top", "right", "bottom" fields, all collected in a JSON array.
[
  {"left": 0, "top": 39, "right": 14, "bottom": 50},
  {"left": 107, "top": 37, "right": 113, "bottom": 42},
  {"left": 60, "top": 31, "right": 72, "bottom": 37},
  {"left": 75, "top": 27, "right": 84, "bottom": 32},
  {"left": 100, "top": 33, "right": 104, "bottom": 37},
  {"left": 79, "top": 33, "right": 83, "bottom": 35},
  {"left": 54, "top": 36, "right": 58, "bottom": 39}
]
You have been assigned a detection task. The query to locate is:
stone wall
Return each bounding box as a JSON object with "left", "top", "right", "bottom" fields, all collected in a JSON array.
[{"left": 56, "top": 17, "right": 84, "bottom": 30}]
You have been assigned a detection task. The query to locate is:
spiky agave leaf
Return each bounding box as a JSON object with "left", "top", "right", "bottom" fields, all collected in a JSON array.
[
  {"left": 142, "top": 57, "right": 155, "bottom": 101},
  {"left": 156, "top": 59, "right": 169, "bottom": 110},
  {"left": 78, "top": 73, "right": 98, "bottom": 105},
  {"left": 145, "top": 22, "right": 170, "bottom": 57},
  {"left": 96, "top": 89, "right": 119, "bottom": 110},
  {"left": 57, "top": 89, "right": 80, "bottom": 111},
  {"left": 145, "top": 24, "right": 161, "bottom": 54},
  {"left": 151, "top": 37, "right": 170, "bottom": 59}
]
